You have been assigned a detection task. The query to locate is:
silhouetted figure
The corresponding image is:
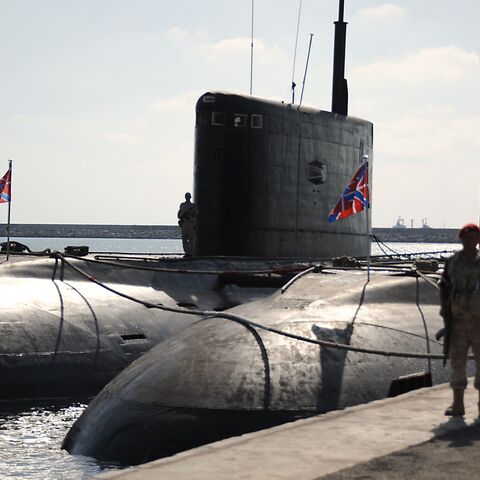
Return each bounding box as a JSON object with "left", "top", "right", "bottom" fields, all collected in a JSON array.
[{"left": 177, "top": 192, "right": 198, "bottom": 257}]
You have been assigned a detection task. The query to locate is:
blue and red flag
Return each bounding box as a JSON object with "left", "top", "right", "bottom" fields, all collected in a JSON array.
[
  {"left": 327, "top": 162, "right": 369, "bottom": 223},
  {"left": 0, "top": 168, "right": 12, "bottom": 203}
]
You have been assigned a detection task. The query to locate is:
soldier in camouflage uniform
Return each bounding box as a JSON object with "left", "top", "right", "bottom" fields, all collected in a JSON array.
[{"left": 440, "top": 223, "right": 480, "bottom": 416}]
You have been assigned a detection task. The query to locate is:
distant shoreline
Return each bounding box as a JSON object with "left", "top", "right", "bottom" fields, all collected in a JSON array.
[
  {"left": 373, "top": 227, "right": 459, "bottom": 244},
  {"left": 0, "top": 224, "right": 460, "bottom": 243},
  {"left": 0, "top": 224, "right": 182, "bottom": 239}
]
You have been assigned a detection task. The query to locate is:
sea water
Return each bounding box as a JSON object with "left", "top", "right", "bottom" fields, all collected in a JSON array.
[
  {"left": 0, "top": 402, "right": 117, "bottom": 479},
  {"left": 0, "top": 238, "right": 460, "bottom": 479},
  {"left": 1, "top": 237, "right": 184, "bottom": 255}
]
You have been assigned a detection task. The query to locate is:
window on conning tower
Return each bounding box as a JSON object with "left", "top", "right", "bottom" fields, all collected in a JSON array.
[
  {"left": 251, "top": 114, "right": 263, "bottom": 129},
  {"left": 234, "top": 114, "right": 247, "bottom": 127},
  {"left": 212, "top": 112, "right": 226, "bottom": 126}
]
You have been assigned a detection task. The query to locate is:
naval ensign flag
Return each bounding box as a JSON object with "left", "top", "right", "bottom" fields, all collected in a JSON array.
[
  {"left": 0, "top": 166, "right": 12, "bottom": 203},
  {"left": 328, "top": 158, "right": 371, "bottom": 279},
  {"left": 327, "top": 161, "right": 369, "bottom": 223},
  {"left": 0, "top": 161, "right": 13, "bottom": 260}
]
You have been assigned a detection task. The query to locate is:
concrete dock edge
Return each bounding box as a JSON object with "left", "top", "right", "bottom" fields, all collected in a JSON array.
[{"left": 94, "top": 381, "right": 479, "bottom": 480}]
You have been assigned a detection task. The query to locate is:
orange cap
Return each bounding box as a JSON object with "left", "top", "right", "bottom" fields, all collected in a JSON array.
[{"left": 458, "top": 223, "right": 480, "bottom": 238}]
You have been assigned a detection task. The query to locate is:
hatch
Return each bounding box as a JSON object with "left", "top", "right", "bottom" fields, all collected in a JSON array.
[{"left": 388, "top": 372, "right": 432, "bottom": 397}]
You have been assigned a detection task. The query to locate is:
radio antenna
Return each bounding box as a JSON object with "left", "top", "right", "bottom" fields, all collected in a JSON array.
[
  {"left": 478, "top": 158, "right": 480, "bottom": 226},
  {"left": 290, "top": 0, "right": 303, "bottom": 104},
  {"left": 249, "top": 0, "right": 254, "bottom": 95},
  {"left": 299, "top": 33, "right": 314, "bottom": 108}
]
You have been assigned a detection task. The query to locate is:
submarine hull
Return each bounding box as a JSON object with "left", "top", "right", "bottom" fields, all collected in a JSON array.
[
  {"left": 0, "top": 254, "right": 289, "bottom": 401},
  {"left": 63, "top": 399, "right": 304, "bottom": 465},
  {"left": 64, "top": 269, "right": 458, "bottom": 464}
]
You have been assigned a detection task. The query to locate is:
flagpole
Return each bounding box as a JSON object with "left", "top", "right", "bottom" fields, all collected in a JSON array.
[
  {"left": 363, "top": 155, "right": 370, "bottom": 281},
  {"left": 6, "top": 160, "right": 12, "bottom": 261}
]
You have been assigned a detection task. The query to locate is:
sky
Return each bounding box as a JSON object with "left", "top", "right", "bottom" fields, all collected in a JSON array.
[{"left": 0, "top": 0, "right": 479, "bottom": 228}]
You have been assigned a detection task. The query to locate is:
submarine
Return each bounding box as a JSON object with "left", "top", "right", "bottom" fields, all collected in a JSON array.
[
  {"left": 0, "top": 252, "right": 299, "bottom": 401},
  {"left": 63, "top": 266, "right": 455, "bottom": 465},
  {"left": 61, "top": 0, "right": 463, "bottom": 466},
  {"left": 0, "top": 0, "right": 372, "bottom": 402},
  {"left": 193, "top": 0, "right": 372, "bottom": 258}
]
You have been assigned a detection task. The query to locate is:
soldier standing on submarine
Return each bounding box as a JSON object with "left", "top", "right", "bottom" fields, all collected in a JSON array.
[
  {"left": 177, "top": 192, "right": 198, "bottom": 257},
  {"left": 440, "top": 223, "right": 480, "bottom": 416}
]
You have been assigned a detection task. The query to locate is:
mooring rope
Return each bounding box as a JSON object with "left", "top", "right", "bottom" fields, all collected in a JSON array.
[
  {"left": 371, "top": 234, "right": 400, "bottom": 257},
  {"left": 50, "top": 252, "right": 470, "bottom": 361}
]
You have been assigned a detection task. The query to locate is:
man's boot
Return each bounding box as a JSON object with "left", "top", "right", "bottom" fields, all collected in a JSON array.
[{"left": 445, "top": 388, "right": 465, "bottom": 416}]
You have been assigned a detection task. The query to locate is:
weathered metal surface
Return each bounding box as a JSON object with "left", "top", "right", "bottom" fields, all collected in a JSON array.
[
  {"left": 63, "top": 270, "right": 459, "bottom": 464},
  {"left": 0, "top": 255, "right": 283, "bottom": 400}
]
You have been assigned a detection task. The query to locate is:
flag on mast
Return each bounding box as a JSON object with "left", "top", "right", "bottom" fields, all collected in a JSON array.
[
  {"left": 327, "top": 161, "right": 369, "bottom": 222},
  {"left": 0, "top": 167, "right": 12, "bottom": 204}
]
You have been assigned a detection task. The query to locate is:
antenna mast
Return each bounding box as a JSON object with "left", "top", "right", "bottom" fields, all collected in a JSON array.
[
  {"left": 249, "top": 0, "right": 254, "bottom": 95},
  {"left": 331, "top": 0, "right": 348, "bottom": 115},
  {"left": 299, "top": 33, "right": 314, "bottom": 108},
  {"left": 291, "top": 0, "right": 303, "bottom": 104}
]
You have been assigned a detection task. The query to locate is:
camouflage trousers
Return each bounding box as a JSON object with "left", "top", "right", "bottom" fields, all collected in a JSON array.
[{"left": 449, "top": 313, "right": 480, "bottom": 390}]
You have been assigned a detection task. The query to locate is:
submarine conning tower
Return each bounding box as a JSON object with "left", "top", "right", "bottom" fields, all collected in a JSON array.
[{"left": 193, "top": 1, "right": 372, "bottom": 259}]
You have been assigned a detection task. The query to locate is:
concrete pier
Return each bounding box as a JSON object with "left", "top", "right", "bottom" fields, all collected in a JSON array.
[{"left": 95, "top": 381, "right": 480, "bottom": 479}]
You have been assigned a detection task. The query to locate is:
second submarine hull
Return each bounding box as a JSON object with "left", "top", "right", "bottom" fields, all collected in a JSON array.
[
  {"left": 63, "top": 269, "right": 457, "bottom": 464},
  {"left": 0, "top": 254, "right": 290, "bottom": 401}
]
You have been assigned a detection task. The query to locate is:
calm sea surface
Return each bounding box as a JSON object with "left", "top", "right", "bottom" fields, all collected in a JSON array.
[{"left": 0, "top": 238, "right": 460, "bottom": 479}]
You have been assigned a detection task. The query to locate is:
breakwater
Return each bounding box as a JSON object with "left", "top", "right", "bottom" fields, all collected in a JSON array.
[
  {"left": 373, "top": 228, "right": 459, "bottom": 243},
  {"left": 0, "top": 224, "right": 181, "bottom": 239},
  {"left": 0, "top": 224, "right": 459, "bottom": 243}
]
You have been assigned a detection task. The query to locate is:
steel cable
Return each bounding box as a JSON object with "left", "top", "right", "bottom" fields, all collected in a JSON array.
[
  {"left": 51, "top": 252, "right": 471, "bottom": 361},
  {"left": 52, "top": 252, "right": 474, "bottom": 360}
]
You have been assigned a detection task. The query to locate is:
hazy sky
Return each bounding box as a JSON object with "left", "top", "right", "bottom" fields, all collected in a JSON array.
[{"left": 1, "top": 0, "right": 479, "bottom": 227}]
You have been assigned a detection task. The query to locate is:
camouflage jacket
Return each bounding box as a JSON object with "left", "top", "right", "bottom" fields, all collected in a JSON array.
[{"left": 441, "top": 250, "right": 480, "bottom": 317}]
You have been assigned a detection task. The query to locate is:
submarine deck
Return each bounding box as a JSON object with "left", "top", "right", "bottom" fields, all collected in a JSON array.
[{"left": 95, "top": 379, "right": 480, "bottom": 479}]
